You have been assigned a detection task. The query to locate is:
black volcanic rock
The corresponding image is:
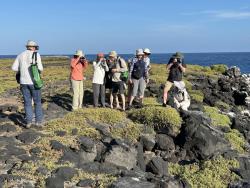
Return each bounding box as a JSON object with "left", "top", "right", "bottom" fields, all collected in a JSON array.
[
  {"left": 16, "top": 130, "right": 41, "bottom": 144},
  {"left": 146, "top": 157, "right": 168, "bottom": 177},
  {"left": 177, "top": 111, "right": 230, "bottom": 160},
  {"left": 110, "top": 177, "right": 155, "bottom": 188}
]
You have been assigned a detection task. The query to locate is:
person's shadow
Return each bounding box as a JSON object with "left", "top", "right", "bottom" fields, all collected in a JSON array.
[
  {"left": 50, "top": 93, "right": 72, "bottom": 111},
  {"left": 0, "top": 111, "right": 26, "bottom": 127}
]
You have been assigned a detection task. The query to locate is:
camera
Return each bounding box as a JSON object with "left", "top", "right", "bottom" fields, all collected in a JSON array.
[
  {"left": 80, "top": 56, "right": 86, "bottom": 60},
  {"left": 101, "top": 60, "right": 106, "bottom": 67}
]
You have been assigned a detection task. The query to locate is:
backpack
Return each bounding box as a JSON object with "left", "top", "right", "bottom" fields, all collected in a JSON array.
[
  {"left": 30, "top": 52, "right": 43, "bottom": 89},
  {"left": 118, "top": 57, "right": 129, "bottom": 82},
  {"left": 132, "top": 59, "right": 145, "bottom": 80}
]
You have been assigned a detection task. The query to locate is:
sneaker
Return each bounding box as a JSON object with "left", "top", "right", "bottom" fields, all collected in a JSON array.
[
  {"left": 126, "top": 105, "right": 132, "bottom": 110},
  {"left": 25, "top": 123, "right": 32, "bottom": 129},
  {"left": 35, "top": 122, "right": 44, "bottom": 127}
]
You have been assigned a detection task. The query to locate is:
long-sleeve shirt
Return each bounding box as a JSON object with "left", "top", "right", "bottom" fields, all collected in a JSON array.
[
  {"left": 111, "top": 57, "right": 128, "bottom": 82},
  {"left": 12, "top": 50, "right": 43, "bottom": 85},
  {"left": 128, "top": 57, "right": 148, "bottom": 80},
  {"left": 70, "top": 58, "right": 88, "bottom": 81},
  {"left": 92, "top": 61, "right": 109, "bottom": 85},
  {"left": 144, "top": 56, "right": 151, "bottom": 69}
]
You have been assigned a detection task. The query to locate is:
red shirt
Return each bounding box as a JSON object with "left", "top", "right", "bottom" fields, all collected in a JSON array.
[{"left": 70, "top": 57, "right": 88, "bottom": 81}]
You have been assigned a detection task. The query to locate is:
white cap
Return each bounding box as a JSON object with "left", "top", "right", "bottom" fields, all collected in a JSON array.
[
  {"left": 26, "top": 40, "right": 38, "bottom": 47},
  {"left": 143, "top": 48, "right": 151, "bottom": 54},
  {"left": 174, "top": 81, "right": 186, "bottom": 91},
  {"left": 136, "top": 49, "right": 144, "bottom": 56}
]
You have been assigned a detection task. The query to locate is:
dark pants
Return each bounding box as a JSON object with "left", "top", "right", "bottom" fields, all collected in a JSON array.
[
  {"left": 92, "top": 83, "right": 105, "bottom": 107},
  {"left": 20, "top": 84, "right": 43, "bottom": 124}
]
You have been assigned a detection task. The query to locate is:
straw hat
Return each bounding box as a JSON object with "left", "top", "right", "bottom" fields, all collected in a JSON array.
[
  {"left": 74, "top": 50, "right": 84, "bottom": 57},
  {"left": 26, "top": 40, "right": 39, "bottom": 47},
  {"left": 109, "top": 51, "right": 118, "bottom": 58},
  {"left": 136, "top": 49, "right": 144, "bottom": 56}
]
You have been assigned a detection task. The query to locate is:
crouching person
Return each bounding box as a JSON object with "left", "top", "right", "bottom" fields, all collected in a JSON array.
[
  {"left": 92, "top": 53, "right": 109, "bottom": 107},
  {"left": 70, "top": 50, "right": 88, "bottom": 111},
  {"left": 173, "top": 81, "right": 190, "bottom": 111}
]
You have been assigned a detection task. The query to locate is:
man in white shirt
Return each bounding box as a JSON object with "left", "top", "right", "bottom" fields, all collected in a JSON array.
[{"left": 12, "top": 40, "right": 44, "bottom": 128}]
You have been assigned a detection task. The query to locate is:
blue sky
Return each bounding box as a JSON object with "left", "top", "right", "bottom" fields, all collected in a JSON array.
[{"left": 0, "top": 0, "right": 250, "bottom": 54}]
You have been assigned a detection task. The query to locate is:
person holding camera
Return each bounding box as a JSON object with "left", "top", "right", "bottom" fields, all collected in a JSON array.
[
  {"left": 163, "top": 52, "right": 186, "bottom": 107},
  {"left": 109, "top": 51, "right": 128, "bottom": 111},
  {"left": 12, "top": 40, "right": 43, "bottom": 128},
  {"left": 70, "top": 50, "right": 88, "bottom": 110},
  {"left": 128, "top": 49, "right": 149, "bottom": 109},
  {"left": 92, "top": 53, "right": 109, "bottom": 107}
]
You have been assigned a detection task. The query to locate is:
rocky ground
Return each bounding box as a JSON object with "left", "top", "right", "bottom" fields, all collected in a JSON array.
[{"left": 0, "top": 58, "right": 250, "bottom": 188}]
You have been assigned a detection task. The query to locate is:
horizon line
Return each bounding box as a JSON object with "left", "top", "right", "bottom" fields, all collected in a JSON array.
[{"left": 1, "top": 51, "right": 250, "bottom": 56}]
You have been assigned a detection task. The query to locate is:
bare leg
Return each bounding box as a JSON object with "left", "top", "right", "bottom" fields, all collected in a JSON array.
[
  {"left": 129, "top": 96, "right": 135, "bottom": 106},
  {"left": 121, "top": 94, "right": 126, "bottom": 111},
  {"left": 110, "top": 92, "right": 114, "bottom": 109},
  {"left": 116, "top": 95, "right": 120, "bottom": 109},
  {"left": 163, "top": 87, "right": 168, "bottom": 104}
]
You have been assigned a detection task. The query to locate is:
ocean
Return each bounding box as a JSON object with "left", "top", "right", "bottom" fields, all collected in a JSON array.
[{"left": 1, "top": 52, "right": 250, "bottom": 74}]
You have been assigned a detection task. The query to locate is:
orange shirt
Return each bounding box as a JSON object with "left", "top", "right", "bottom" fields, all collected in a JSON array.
[{"left": 70, "top": 57, "right": 88, "bottom": 81}]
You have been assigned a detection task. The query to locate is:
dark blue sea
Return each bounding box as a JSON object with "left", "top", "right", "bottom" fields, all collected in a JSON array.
[{"left": 1, "top": 52, "right": 249, "bottom": 73}]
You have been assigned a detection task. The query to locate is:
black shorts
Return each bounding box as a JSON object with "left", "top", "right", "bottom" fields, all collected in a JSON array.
[{"left": 112, "top": 81, "right": 124, "bottom": 94}]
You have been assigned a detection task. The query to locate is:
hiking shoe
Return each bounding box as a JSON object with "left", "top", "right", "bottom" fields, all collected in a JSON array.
[
  {"left": 126, "top": 105, "right": 132, "bottom": 110},
  {"left": 35, "top": 122, "right": 44, "bottom": 127},
  {"left": 162, "top": 103, "right": 167, "bottom": 107},
  {"left": 25, "top": 123, "right": 32, "bottom": 129}
]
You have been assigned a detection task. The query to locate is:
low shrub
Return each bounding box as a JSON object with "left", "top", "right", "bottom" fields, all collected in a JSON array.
[
  {"left": 169, "top": 156, "right": 240, "bottom": 188},
  {"left": 189, "top": 90, "right": 204, "bottom": 103},
  {"left": 210, "top": 64, "right": 228, "bottom": 74},
  {"left": 204, "top": 106, "right": 231, "bottom": 127},
  {"left": 225, "top": 129, "right": 246, "bottom": 153},
  {"left": 128, "top": 106, "right": 182, "bottom": 134}
]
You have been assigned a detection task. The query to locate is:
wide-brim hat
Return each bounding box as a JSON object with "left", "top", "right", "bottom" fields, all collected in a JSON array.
[
  {"left": 173, "top": 52, "right": 183, "bottom": 59},
  {"left": 26, "top": 40, "right": 39, "bottom": 47},
  {"left": 74, "top": 50, "right": 84, "bottom": 57},
  {"left": 109, "top": 51, "right": 117, "bottom": 58},
  {"left": 136, "top": 49, "right": 144, "bottom": 56}
]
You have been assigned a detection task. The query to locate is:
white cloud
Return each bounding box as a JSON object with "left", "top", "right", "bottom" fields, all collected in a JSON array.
[
  {"left": 183, "top": 10, "right": 250, "bottom": 19},
  {"left": 213, "top": 11, "right": 250, "bottom": 19}
]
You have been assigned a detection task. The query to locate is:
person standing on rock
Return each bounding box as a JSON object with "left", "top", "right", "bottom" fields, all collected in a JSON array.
[
  {"left": 163, "top": 52, "right": 186, "bottom": 107},
  {"left": 12, "top": 40, "right": 44, "bottom": 128},
  {"left": 70, "top": 50, "right": 88, "bottom": 111},
  {"left": 109, "top": 51, "right": 128, "bottom": 111},
  {"left": 92, "top": 53, "right": 109, "bottom": 107},
  {"left": 128, "top": 49, "right": 149, "bottom": 109}
]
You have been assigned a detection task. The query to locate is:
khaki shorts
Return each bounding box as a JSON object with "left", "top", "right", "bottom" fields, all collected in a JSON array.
[{"left": 164, "top": 81, "right": 173, "bottom": 92}]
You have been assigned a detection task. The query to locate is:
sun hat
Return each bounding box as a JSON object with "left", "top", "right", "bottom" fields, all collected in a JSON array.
[
  {"left": 136, "top": 49, "right": 144, "bottom": 56},
  {"left": 173, "top": 52, "right": 183, "bottom": 59},
  {"left": 174, "top": 81, "right": 186, "bottom": 91},
  {"left": 26, "top": 40, "right": 39, "bottom": 47},
  {"left": 109, "top": 51, "right": 118, "bottom": 58},
  {"left": 143, "top": 48, "right": 151, "bottom": 54},
  {"left": 74, "top": 50, "right": 84, "bottom": 57},
  {"left": 97, "top": 53, "right": 104, "bottom": 57}
]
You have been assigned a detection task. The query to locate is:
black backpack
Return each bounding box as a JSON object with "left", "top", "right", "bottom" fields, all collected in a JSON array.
[{"left": 132, "top": 60, "right": 145, "bottom": 80}]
